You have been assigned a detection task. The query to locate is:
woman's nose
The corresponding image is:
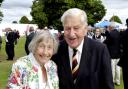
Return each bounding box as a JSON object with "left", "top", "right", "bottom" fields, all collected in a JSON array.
[{"left": 44, "top": 48, "right": 48, "bottom": 55}]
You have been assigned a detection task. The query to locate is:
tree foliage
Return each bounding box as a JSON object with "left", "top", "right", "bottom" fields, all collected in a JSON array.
[
  {"left": 0, "top": 0, "right": 4, "bottom": 23},
  {"left": 0, "top": 11, "right": 3, "bottom": 23},
  {"left": 0, "top": 0, "right": 3, "bottom": 2},
  {"left": 31, "top": 0, "right": 106, "bottom": 29},
  {"left": 19, "top": 16, "right": 30, "bottom": 24},
  {"left": 109, "top": 15, "right": 122, "bottom": 24},
  {"left": 31, "top": 0, "right": 48, "bottom": 28}
]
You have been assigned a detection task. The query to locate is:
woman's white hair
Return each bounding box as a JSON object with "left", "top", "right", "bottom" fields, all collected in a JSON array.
[
  {"left": 61, "top": 8, "right": 88, "bottom": 26},
  {"left": 28, "top": 30, "right": 58, "bottom": 54}
]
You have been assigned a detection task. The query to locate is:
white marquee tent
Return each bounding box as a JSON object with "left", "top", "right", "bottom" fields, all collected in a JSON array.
[{"left": 0, "top": 24, "right": 38, "bottom": 36}]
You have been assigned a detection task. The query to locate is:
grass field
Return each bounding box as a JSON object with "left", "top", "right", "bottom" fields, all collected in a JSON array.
[
  {"left": 0, "top": 36, "right": 124, "bottom": 89},
  {"left": 0, "top": 36, "right": 26, "bottom": 88}
]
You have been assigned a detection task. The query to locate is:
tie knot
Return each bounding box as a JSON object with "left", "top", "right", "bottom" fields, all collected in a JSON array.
[{"left": 73, "top": 49, "right": 77, "bottom": 57}]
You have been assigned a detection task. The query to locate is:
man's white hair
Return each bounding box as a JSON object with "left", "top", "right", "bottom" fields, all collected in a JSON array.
[
  {"left": 61, "top": 8, "right": 88, "bottom": 26},
  {"left": 109, "top": 22, "right": 116, "bottom": 28}
]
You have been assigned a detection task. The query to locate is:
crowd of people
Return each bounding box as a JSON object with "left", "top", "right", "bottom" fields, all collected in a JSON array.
[{"left": 0, "top": 8, "right": 127, "bottom": 89}]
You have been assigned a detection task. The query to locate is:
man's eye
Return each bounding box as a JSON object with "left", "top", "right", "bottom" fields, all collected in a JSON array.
[
  {"left": 74, "top": 27, "right": 79, "bottom": 30},
  {"left": 74, "top": 27, "right": 79, "bottom": 29},
  {"left": 65, "top": 28, "right": 70, "bottom": 31}
]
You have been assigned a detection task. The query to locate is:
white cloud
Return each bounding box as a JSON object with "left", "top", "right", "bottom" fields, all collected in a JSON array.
[
  {"left": 102, "top": 0, "right": 128, "bottom": 24},
  {"left": 1, "top": 0, "right": 33, "bottom": 8},
  {"left": 1, "top": 0, "right": 128, "bottom": 24},
  {"left": 0, "top": 0, "right": 34, "bottom": 23}
]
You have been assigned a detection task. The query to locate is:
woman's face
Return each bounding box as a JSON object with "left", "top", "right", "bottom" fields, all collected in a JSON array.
[{"left": 34, "top": 39, "right": 54, "bottom": 66}]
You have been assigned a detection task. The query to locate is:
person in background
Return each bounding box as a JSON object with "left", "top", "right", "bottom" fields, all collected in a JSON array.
[
  {"left": 57, "top": 31, "right": 64, "bottom": 42},
  {"left": 7, "top": 30, "right": 59, "bottom": 89},
  {"left": 25, "top": 26, "right": 35, "bottom": 55},
  {"left": 52, "top": 8, "right": 114, "bottom": 89},
  {"left": 92, "top": 28, "right": 105, "bottom": 43},
  {"left": 14, "top": 29, "right": 20, "bottom": 45},
  {"left": 118, "top": 18, "right": 128, "bottom": 89},
  {"left": 87, "top": 25, "right": 94, "bottom": 39},
  {"left": 0, "top": 35, "right": 2, "bottom": 50},
  {"left": 104, "top": 22, "right": 121, "bottom": 86},
  {"left": 5, "top": 28, "right": 16, "bottom": 60}
]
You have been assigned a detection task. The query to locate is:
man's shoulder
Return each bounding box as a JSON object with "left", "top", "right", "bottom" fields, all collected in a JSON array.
[
  {"left": 86, "top": 37, "right": 106, "bottom": 50},
  {"left": 59, "top": 40, "right": 68, "bottom": 48}
]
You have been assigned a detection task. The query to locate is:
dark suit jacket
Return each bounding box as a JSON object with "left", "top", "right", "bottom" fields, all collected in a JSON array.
[
  {"left": 7, "top": 31, "right": 15, "bottom": 44},
  {"left": 53, "top": 36, "right": 114, "bottom": 89},
  {"left": 104, "top": 29, "right": 121, "bottom": 59},
  {"left": 25, "top": 32, "right": 35, "bottom": 54},
  {"left": 118, "top": 29, "right": 128, "bottom": 68}
]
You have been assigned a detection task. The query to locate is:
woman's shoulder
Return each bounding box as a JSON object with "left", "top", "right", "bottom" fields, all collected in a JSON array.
[{"left": 13, "top": 55, "right": 31, "bottom": 67}]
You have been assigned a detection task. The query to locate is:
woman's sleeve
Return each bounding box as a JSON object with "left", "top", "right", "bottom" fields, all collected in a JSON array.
[{"left": 6, "top": 63, "right": 23, "bottom": 89}]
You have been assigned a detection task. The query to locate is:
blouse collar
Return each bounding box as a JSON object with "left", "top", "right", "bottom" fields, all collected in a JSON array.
[{"left": 28, "top": 53, "right": 41, "bottom": 67}]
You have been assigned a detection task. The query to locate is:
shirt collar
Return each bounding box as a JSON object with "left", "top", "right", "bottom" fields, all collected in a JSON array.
[{"left": 68, "top": 39, "right": 84, "bottom": 54}]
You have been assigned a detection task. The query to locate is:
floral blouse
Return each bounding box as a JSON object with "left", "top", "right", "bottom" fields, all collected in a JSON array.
[{"left": 7, "top": 53, "right": 59, "bottom": 89}]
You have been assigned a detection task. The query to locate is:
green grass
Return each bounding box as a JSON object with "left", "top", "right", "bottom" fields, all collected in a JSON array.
[
  {"left": 0, "top": 36, "right": 124, "bottom": 89},
  {"left": 0, "top": 36, "right": 26, "bottom": 89}
]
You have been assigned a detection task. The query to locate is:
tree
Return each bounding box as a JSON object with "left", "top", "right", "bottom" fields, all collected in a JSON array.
[
  {"left": 19, "top": 16, "right": 30, "bottom": 24},
  {"left": 109, "top": 15, "right": 122, "bottom": 24},
  {"left": 31, "top": 0, "right": 48, "bottom": 28},
  {"left": 85, "top": 0, "right": 106, "bottom": 25},
  {"left": 0, "top": 0, "right": 3, "bottom": 2},
  {"left": 0, "top": 0, "right": 4, "bottom": 23},
  {"left": 31, "top": 0, "right": 106, "bottom": 29},
  {"left": 0, "top": 11, "right": 3, "bottom": 23}
]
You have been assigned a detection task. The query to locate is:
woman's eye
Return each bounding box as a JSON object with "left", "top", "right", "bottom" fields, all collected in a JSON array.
[
  {"left": 39, "top": 45, "right": 44, "bottom": 48},
  {"left": 48, "top": 46, "right": 52, "bottom": 49}
]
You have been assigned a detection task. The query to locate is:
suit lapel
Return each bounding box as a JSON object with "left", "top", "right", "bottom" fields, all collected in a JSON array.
[
  {"left": 61, "top": 42, "right": 74, "bottom": 84},
  {"left": 75, "top": 37, "right": 90, "bottom": 84},
  {"left": 61, "top": 38, "right": 91, "bottom": 85}
]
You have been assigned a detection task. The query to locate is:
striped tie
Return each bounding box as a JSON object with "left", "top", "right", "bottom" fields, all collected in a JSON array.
[{"left": 72, "top": 49, "right": 78, "bottom": 82}]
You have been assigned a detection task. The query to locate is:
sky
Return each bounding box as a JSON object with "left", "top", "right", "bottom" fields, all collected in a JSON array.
[
  {"left": 0, "top": 0, "right": 128, "bottom": 24},
  {"left": 102, "top": 0, "right": 128, "bottom": 24},
  {"left": 0, "top": 0, "right": 34, "bottom": 23}
]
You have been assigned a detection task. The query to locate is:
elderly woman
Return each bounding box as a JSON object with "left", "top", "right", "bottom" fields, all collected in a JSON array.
[{"left": 7, "top": 30, "right": 59, "bottom": 89}]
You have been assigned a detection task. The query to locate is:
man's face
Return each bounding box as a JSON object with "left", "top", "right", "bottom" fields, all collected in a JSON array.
[
  {"left": 95, "top": 29, "right": 101, "bottom": 36},
  {"left": 63, "top": 15, "right": 87, "bottom": 48}
]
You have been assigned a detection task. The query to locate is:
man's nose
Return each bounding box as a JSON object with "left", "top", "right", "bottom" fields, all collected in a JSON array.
[{"left": 69, "top": 29, "right": 75, "bottom": 37}]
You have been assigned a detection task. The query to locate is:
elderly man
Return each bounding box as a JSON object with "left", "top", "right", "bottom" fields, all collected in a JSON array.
[
  {"left": 52, "top": 8, "right": 114, "bottom": 89},
  {"left": 25, "top": 26, "right": 35, "bottom": 55},
  {"left": 104, "top": 22, "right": 121, "bottom": 86}
]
